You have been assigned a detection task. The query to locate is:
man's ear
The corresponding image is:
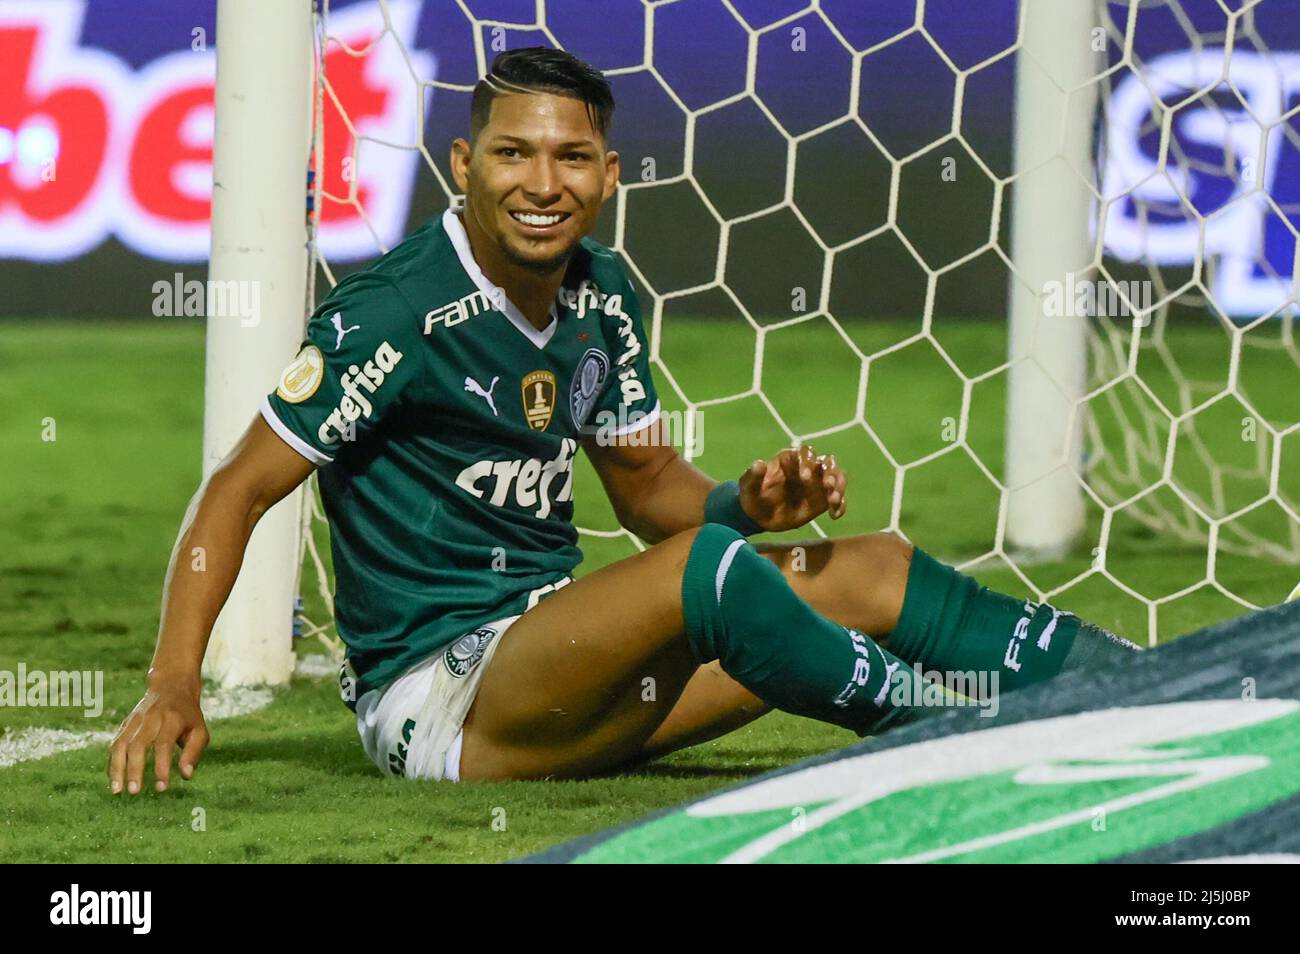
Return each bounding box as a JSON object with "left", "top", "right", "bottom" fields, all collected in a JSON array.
[
  {"left": 602, "top": 150, "right": 620, "bottom": 203},
  {"left": 450, "top": 138, "right": 472, "bottom": 193}
]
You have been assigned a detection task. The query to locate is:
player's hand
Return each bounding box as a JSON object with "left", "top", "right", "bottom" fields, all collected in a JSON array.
[
  {"left": 738, "top": 443, "right": 847, "bottom": 532},
  {"left": 107, "top": 682, "right": 208, "bottom": 796}
]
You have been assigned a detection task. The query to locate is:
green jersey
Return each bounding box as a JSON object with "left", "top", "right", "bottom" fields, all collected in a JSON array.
[{"left": 263, "top": 208, "right": 660, "bottom": 706}]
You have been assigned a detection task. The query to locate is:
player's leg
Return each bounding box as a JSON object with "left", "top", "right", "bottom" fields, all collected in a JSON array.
[
  {"left": 882, "top": 542, "right": 1141, "bottom": 691},
  {"left": 638, "top": 533, "right": 905, "bottom": 757},
  {"left": 701, "top": 527, "right": 1138, "bottom": 704},
  {"left": 460, "top": 525, "right": 928, "bottom": 781},
  {"left": 641, "top": 530, "right": 1141, "bottom": 761},
  {"left": 754, "top": 530, "right": 1139, "bottom": 686},
  {"left": 639, "top": 660, "right": 769, "bottom": 758},
  {"left": 460, "top": 528, "right": 704, "bottom": 780},
  {"left": 463, "top": 523, "right": 1140, "bottom": 781},
  {"left": 640, "top": 532, "right": 910, "bottom": 758},
  {"left": 753, "top": 532, "right": 913, "bottom": 640}
]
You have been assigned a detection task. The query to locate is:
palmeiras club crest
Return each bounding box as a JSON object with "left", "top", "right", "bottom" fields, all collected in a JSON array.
[
  {"left": 570, "top": 348, "right": 610, "bottom": 430},
  {"left": 444, "top": 626, "right": 498, "bottom": 678}
]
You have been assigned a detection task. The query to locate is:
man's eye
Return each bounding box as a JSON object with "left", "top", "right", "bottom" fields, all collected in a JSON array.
[
  {"left": 564, "top": 152, "right": 590, "bottom": 162},
  {"left": 498, "top": 147, "right": 520, "bottom": 158}
]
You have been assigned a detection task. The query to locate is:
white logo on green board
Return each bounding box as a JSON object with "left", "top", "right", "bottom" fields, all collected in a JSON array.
[{"left": 574, "top": 700, "right": 1300, "bottom": 863}]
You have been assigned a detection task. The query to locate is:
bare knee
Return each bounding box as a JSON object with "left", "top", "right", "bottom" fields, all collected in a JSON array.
[
  {"left": 757, "top": 531, "right": 912, "bottom": 635},
  {"left": 855, "top": 531, "right": 913, "bottom": 574},
  {"left": 851, "top": 531, "right": 912, "bottom": 636},
  {"left": 863, "top": 535, "right": 915, "bottom": 639}
]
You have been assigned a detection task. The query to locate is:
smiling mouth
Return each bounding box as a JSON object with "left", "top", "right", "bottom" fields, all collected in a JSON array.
[{"left": 509, "top": 210, "right": 571, "bottom": 229}]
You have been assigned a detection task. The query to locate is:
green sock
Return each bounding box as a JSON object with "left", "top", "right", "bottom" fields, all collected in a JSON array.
[
  {"left": 681, "top": 524, "right": 930, "bottom": 736},
  {"left": 888, "top": 547, "right": 1140, "bottom": 693}
]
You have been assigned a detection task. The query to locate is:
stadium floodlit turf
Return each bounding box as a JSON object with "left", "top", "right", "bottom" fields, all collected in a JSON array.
[{"left": 1, "top": 317, "right": 1296, "bottom": 863}]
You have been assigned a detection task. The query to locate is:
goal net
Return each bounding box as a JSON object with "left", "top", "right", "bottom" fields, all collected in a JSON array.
[{"left": 279, "top": 0, "right": 1299, "bottom": 663}]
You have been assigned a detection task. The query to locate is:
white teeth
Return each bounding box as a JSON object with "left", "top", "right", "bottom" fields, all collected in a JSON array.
[{"left": 513, "top": 212, "right": 564, "bottom": 226}]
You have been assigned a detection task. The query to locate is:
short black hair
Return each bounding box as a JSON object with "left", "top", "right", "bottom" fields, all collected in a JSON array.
[{"left": 470, "top": 47, "right": 615, "bottom": 142}]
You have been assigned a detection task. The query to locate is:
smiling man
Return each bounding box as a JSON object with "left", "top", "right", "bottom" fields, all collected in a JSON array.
[{"left": 109, "top": 48, "right": 1138, "bottom": 793}]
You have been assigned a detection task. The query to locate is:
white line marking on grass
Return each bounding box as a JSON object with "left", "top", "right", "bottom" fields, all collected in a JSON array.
[
  {"left": 294, "top": 653, "right": 340, "bottom": 679},
  {"left": 0, "top": 727, "right": 114, "bottom": 768},
  {"left": 200, "top": 685, "right": 274, "bottom": 720},
  {"left": 0, "top": 685, "right": 274, "bottom": 769}
]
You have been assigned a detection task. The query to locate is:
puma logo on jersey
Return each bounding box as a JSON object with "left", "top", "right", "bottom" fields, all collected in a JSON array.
[
  {"left": 465, "top": 375, "right": 500, "bottom": 416},
  {"left": 331, "top": 312, "right": 360, "bottom": 349},
  {"left": 424, "top": 289, "right": 493, "bottom": 333},
  {"left": 317, "top": 340, "right": 404, "bottom": 445},
  {"left": 455, "top": 438, "right": 577, "bottom": 519}
]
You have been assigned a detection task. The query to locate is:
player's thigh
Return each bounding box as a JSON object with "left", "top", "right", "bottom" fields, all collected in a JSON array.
[{"left": 461, "top": 527, "right": 703, "bottom": 773}]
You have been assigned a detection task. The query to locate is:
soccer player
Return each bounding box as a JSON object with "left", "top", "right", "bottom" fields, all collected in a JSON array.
[{"left": 108, "top": 48, "right": 1137, "bottom": 794}]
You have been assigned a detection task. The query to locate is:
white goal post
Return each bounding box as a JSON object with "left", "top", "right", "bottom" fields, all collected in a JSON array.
[
  {"left": 1005, "top": 0, "right": 1096, "bottom": 557},
  {"left": 202, "top": 0, "right": 314, "bottom": 687}
]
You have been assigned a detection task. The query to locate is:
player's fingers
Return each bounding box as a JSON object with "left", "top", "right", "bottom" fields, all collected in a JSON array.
[
  {"left": 812, "top": 454, "right": 845, "bottom": 517},
  {"left": 778, "top": 447, "right": 799, "bottom": 475},
  {"left": 777, "top": 449, "right": 801, "bottom": 491},
  {"left": 107, "top": 717, "right": 138, "bottom": 794},
  {"left": 797, "top": 443, "right": 816, "bottom": 482},
  {"left": 819, "top": 461, "right": 839, "bottom": 511},
  {"left": 738, "top": 458, "right": 767, "bottom": 497},
  {"left": 818, "top": 454, "right": 835, "bottom": 487},
  {"left": 831, "top": 479, "right": 848, "bottom": 518},
  {"left": 822, "top": 454, "right": 843, "bottom": 488},
  {"left": 124, "top": 712, "right": 160, "bottom": 796},
  {"left": 153, "top": 735, "right": 176, "bottom": 793},
  {"left": 763, "top": 452, "right": 792, "bottom": 496},
  {"left": 822, "top": 472, "right": 836, "bottom": 500},
  {"left": 179, "top": 724, "right": 209, "bottom": 780}
]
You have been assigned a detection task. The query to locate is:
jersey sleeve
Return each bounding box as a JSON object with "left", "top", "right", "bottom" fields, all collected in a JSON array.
[
  {"left": 261, "top": 275, "right": 422, "bottom": 466},
  {"left": 591, "top": 270, "right": 661, "bottom": 439}
]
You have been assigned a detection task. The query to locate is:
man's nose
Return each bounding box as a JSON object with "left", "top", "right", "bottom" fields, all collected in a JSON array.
[{"left": 521, "top": 156, "right": 562, "bottom": 204}]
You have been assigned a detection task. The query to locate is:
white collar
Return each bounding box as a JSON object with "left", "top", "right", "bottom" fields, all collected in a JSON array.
[{"left": 442, "top": 207, "right": 559, "bottom": 349}]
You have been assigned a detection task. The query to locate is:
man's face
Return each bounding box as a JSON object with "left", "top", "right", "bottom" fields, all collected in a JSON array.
[{"left": 452, "top": 91, "right": 619, "bottom": 274}]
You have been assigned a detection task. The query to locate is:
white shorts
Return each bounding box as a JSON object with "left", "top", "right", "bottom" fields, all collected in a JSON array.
[{"left": 356, "top": 615, "right": 516, "bottom": 782}]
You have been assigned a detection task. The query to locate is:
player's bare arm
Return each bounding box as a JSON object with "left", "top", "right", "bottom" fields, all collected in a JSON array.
[{"left": 107, "top": 417, "right": 314, "bottom": 794}]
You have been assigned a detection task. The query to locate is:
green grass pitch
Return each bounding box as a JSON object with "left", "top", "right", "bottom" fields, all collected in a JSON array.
[{"left": 1, "top": 316, "right": 1295, "bottom": 863}]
